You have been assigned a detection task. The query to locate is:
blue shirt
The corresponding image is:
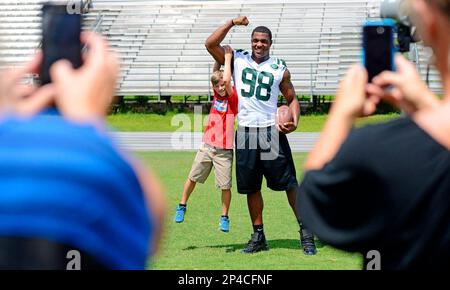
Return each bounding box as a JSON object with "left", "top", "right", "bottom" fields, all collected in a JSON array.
[{"left": 0, "top": 112, "right": 152, "bottom": 269}]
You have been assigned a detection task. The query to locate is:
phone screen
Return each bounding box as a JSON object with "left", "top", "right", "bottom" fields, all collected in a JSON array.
[
  {"left": 40, "top": 4, "right": 82, "bottom": 85},
  {"left": 363, "top": 24, "right": 394, "bottom": 82}
]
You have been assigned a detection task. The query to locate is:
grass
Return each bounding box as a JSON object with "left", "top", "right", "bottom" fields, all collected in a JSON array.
[
  {"left": 138, "top": 151, "right": 363, "bottom": 270},
  {"left": 107, "top": 112, "right": 401, "bottom": 132}
]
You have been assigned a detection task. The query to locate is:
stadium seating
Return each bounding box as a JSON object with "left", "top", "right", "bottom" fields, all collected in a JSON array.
[{"left": 0, "top": 0, "right": 443, "bottom": 99}]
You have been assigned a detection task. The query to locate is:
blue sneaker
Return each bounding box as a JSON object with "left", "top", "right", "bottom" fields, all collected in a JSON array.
[
  {"left": 174, "top": 205, "right": 186, "bottom": 223},
  {"left": 219, "top": 216, "right": 230, "bottom": 232}
]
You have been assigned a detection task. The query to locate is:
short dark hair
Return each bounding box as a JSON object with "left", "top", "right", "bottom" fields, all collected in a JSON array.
[{"left": 251, "top": 26, "right": 272, "bottom": 43}]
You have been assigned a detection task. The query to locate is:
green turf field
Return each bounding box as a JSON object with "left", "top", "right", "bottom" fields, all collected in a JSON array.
[
  {"left": 137, "top": 151, "right": 363, "bottom": 270},
  {"left": 107, "top": 112, "right": 400, "bottom": 132}
]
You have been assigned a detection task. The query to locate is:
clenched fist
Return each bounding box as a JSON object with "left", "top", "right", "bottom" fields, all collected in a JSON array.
[{"left": 232, "top": 16, "right": 249, "bottom": 26}]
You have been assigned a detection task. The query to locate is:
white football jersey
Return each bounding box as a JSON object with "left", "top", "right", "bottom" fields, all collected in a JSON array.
[{"left": 233, "top": 49, "right": 287, "bottom": 127}]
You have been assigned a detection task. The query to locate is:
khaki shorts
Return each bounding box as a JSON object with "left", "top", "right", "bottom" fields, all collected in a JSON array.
[{"left": 188, "top": 143, "right": 233, "bottom": 189}]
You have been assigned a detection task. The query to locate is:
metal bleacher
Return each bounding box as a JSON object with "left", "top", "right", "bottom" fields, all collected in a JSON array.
[{"left": 0, "top": 0, "right": 444, "bottom": 99}]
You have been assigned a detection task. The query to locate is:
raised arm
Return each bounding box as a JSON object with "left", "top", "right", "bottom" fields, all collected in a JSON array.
[
  {"left": 223, "top": 45, "right": 234, "bottom": 96},
  {"left": 279, "top": 69, "right": 300, "bottom": 134},
  {"left": 204, "top": 16, "right": 249, "bottom": 65}
]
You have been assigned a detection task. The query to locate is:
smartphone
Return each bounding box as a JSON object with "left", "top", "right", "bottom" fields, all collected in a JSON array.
[
  {"left": 362, "top": 19, "right": 397, "bottom": 82},
  {"left": 40, "top": 3, "right": 82, "bottom": 85}
]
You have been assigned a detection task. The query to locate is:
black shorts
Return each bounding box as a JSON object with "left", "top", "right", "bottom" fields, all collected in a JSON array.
[{"left": 235, "top": 126, "right": 298, "bottom": 194}]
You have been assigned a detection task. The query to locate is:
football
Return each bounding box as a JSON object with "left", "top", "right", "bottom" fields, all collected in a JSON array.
[{"left": 277, "top": 105, "right": 293, "bottom": 126}]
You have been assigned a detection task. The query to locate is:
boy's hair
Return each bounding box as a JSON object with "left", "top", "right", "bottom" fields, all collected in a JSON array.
[{"left": 211, "top": 70, "right": 224, "bottom": 86}]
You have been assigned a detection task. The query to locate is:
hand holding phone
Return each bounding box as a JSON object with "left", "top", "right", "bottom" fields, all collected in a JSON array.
[
  {"left": 366, "top": 54, "right": 439, "bottom": 114},
  {"left": 49, "top": 32, "right": 119, "bottom": 124},
  {"left": 40, "top": 3, "right": 82, "bottom": 85},
  {"left": 363, "top": 19, "right": 397, "bottom": 83}
]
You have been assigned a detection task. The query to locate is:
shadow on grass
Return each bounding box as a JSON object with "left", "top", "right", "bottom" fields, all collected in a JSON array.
[{"left": 183, "top": 239, "right": 327, "bottom": 253}]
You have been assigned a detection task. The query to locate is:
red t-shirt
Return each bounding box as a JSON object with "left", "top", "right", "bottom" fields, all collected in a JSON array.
[{"left": 203, "top": 87, "right": 238, "bottom": 149}]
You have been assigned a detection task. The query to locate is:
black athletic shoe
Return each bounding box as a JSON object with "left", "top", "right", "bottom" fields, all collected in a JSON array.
[
  {"left": 300, "top": 226, "right": 317, "bottom": 255},
  {"left": 241, "top": 232, "right": 269, "bottom": 254}
]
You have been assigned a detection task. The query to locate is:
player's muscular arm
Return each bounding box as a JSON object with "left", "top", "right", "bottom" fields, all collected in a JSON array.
[
  {"left": 205, "top": 16, "right": 249, "bottom": 65},
  {"left": 213, "top": 61, "right": 221, "bottom": 73},
  {"left": 279, "top": 69, "right": 300, "bottom": 134},
  {"left": 204, "top": 21, "right": 232, "bottom": 65}
]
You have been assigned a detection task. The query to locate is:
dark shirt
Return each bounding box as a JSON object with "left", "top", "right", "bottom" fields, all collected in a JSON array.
[{"left": 298, "top": 117, "right": 450, "bottom": 270}]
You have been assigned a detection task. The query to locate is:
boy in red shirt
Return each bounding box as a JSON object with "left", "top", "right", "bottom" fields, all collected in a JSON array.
[{"left": 174, "top": 46, "right": 238, "bottom": 232}]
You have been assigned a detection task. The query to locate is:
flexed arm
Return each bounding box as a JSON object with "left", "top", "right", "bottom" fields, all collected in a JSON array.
[{"left": 205, "top": 16, "right": 249, "bottom": 65}]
